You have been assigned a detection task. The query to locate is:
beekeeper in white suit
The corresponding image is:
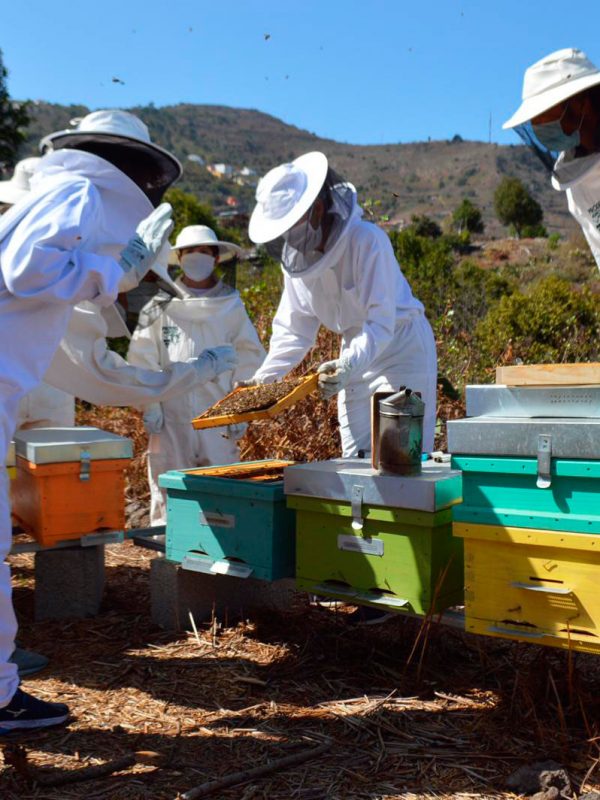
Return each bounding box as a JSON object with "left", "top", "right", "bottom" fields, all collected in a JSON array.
[
  {"left": 0, "top": 109, "right": 236, "bottom": 732},
  {"left": 0, "top": 158, "right": 75, "bottom": 430},
  {"left": 504, "top": 48, "right": 600, "bottom": 269},
  {"left": 246, "top": 152, "right": 437, "bottom": 457},
  {"left": 128, "top": 225, "right": 265, "bottom": 524}
]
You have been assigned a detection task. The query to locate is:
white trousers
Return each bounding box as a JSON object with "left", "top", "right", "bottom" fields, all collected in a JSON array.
[
  {"left": 0, "top": 391, "right": 21, "bottom": 707},
  {"left": 147, "top": 422, "right": 240, "bottom": 526},
  {"left": 338, "top": 315, "right": 437, "bottom": 458}
]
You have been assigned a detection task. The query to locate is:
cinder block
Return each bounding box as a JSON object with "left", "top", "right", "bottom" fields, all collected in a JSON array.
[
  {"left": 34, "top": 545, "right": 105, "bottom": 621},
  {"left": 150, "top": 556, "right": 296, "bottom": 630}
]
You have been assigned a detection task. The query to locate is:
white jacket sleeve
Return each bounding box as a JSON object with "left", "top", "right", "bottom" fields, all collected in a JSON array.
[
  {"left": 44, "top": 303, "right": 206, "bottom": 407},
  {"left": 230, "top": 304, "right": 266, "bottom": 386},
  {"left": 340, "top": 226, "right": 399, "bottom": 374},
  {"left": 0, "top": 179, "right": 123, "bottom": 306},
  {"left": 253, "top": 274, "right": 320, "bottom": 382}
]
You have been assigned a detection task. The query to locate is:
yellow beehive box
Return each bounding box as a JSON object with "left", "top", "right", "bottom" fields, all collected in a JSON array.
[
  {"left": 454, "top": 522, "right": 600, "bottom": 655},
  {"left": 6, "top": 442, "right": 16, "bottom": 480}
]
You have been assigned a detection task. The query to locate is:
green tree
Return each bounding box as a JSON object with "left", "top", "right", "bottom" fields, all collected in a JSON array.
[
  {"left": 0, "top": 49, "right": 29, "bottom": 173},
  {"left": 390, "top": 228, "right": 455, "bottom": 319},
  {"left": 452, "top": 198, "right": 484, "bottom": 234},
  {"left": 164, "top": 187, "right": 218, "bottom": 241},
  {"left": 494, "top": 176, "right": 543, "bottom": 238}
]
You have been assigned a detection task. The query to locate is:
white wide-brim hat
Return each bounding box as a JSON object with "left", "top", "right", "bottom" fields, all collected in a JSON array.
[
  {"left": 248, "top": 151, "right": 329, "bottom": 244},
  {"left": 504, "top": 48, "right": 600, "bottom": 129},
  {"left": 0, "top": 157, "right": 41, "bottom": 205},
  {"left": 169, "top": 224, "right": 243, "bottom": 265},
  {"left": 40, "top": 109, "right": 182, "bottom": 187}
]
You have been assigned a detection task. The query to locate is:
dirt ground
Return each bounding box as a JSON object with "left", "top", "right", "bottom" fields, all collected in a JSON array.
[{"left": 1, "top": 539, "right": 599, "bottom": 800}]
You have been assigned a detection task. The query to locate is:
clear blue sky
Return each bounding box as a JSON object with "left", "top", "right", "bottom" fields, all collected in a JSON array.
[{"left": 2, "top": 0, "right": 600, "bottom": 146}]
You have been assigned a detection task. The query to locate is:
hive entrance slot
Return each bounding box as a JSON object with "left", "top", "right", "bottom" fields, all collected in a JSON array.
[
  {"left": 500, "top": 619, "right": 538, "bottom": 629},
  {"left": 528, "top": 576, "right": 564, "bottom": 585},
  {"left": 560, "top": 628, "right": 598, "bottom": 637}
]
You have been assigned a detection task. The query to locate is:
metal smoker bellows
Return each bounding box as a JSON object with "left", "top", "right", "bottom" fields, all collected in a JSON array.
[{"left": 376, "top": 388, "right": 425, "bottom": 476}]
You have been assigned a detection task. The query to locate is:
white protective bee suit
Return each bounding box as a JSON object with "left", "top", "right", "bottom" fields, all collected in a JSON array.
[
  {"left": 0, "top": 165, "right": 75, "bottom": 431},
  {"left": 0, "top": 148, "right": 156, "bottom": 707},
  {"left": 17, "top": 383, "right": 75, "bottom": 429},
  {"left": 503, "top": 49, "right": 600, "bottom": 272},
  {"left": 127, "top": 279, "right": 265, "bottom": 524},
  {"left": 253, "top": 191, "right": 437, "bottom": 457},
  {"left": 551, "top": 152, "right": 600, "bottom": 269}
]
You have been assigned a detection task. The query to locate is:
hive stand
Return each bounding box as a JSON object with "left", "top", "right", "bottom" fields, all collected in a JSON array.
[
  {"left": 11, "top": 530, "right": 122, "bottom": 621},
  {"left": 150, "top": 556, "right": 296, "bottom": 630}
]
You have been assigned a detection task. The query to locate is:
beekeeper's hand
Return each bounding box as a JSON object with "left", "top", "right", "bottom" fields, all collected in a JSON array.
[
  {"left": 194, "top": 345, "right": 238, "bottom": 382},
  {"left": 143, "top": 403, "right": 164, "bottom": 434},
  {"left": 233, "top": 375, "right": 264, "bottom": 389},
  {"left": 119, "top": 203, "right": 174, "bottom": 288},
  {"left": 317, "top": 357, "right": 353, "bottom": 400}
]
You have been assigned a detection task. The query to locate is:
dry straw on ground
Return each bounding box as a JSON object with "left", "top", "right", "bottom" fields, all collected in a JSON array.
[{"left": 2, "top": 540, "right": 599, "bottom": 799}]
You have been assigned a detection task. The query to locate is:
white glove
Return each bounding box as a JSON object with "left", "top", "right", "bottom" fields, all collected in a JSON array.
[
  {"left": 143, "top": 403, "right": 164, "bottom": 434},
  {"left": 233, "top": 375, "right": 265, "bottom": 389},
  {"left": 194, "top": 346, "right": 238, "bottom": 382},
  {"left": 317, "top": 357, "right": 354, "bottom": 400},
  {"left": 119, "top": 203, "right": 174, "bottom": 291}
]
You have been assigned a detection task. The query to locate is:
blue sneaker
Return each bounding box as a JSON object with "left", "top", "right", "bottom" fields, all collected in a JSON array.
[
  {"left": 0, "top": 688, "right": 69, "bottom": 733},
  {"left": 10, "top": 647, "right": 49, "bottom": 678}
]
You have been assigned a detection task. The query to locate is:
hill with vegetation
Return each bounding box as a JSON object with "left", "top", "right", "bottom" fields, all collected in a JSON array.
[{"left": 22, "top": 101, "right": 575, "bottom": 236}]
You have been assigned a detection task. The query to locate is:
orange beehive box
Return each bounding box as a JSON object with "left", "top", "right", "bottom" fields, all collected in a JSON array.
[{"left": 11, "top": 427, "right": 132, "bottom": 546}]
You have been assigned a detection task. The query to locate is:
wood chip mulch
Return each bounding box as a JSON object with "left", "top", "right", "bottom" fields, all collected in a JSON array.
[{"left": 1, "top": 542, "right": 599, "bottom": 799}]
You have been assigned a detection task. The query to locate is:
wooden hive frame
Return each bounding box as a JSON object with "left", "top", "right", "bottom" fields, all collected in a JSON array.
[
  {"left": 183, "top": 460, "right": 294, "bottom": 481},
  {"left": 192, "top": 374, "right": 318, "bottom": 430}
]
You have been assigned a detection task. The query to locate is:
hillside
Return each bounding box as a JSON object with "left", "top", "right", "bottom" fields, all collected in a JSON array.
[{"left": 22, "top": 102, "right": 576, "bottom": 236}]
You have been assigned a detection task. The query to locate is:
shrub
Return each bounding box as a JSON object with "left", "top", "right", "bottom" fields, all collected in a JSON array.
[
  {"left": 476, "top": 275, "right": 600, "bottom": 365},
  {"left": 548, "top": 232, "right": 561, "bottom": 250}
]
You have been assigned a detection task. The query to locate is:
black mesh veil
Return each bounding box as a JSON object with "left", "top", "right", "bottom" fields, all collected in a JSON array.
[{"left": 265, "top": 167, "right": 356, "bottom": 275}]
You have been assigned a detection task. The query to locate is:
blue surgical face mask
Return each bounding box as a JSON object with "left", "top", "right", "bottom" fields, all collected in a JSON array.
[
  {"left": 532, "top": 104, "right": 583, "bottom": 153},
  {"left": 532, "top": 119, "right": 581, "bottom": 152}
]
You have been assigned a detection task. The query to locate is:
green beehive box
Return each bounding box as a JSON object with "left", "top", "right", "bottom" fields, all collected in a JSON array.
[
  {"left": 285, "top": 459, "right": 463, "bottom": 615},
  {"left": 159, "top": 460, "right": 296, "bottom": 581},
  {"left": 452, "top": 455, "right": 600, "bottom": 534}
]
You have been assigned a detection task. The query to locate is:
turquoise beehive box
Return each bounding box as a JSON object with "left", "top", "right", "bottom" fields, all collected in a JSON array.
[
  {"left": 451, "top": 455, "right": 600, "bottom": 534},
  {"left": 448, "top": 416, "right": 600, "bottom": 534},
  {"left": 159, "top": 460, "right": 296, "bottom": 581}
]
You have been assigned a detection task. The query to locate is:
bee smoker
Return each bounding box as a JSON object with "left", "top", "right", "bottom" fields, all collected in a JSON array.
[{"left": 372, "top": 387, "right": 425, "bottom": 476}]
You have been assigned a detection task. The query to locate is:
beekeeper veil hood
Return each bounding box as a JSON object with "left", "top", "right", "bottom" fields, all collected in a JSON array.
[
  {"left": 249, "top": 152, "right": 359, "bottom": 277},
  {"left": 504, "top": 48, "right": 600, "bottom": 172},
  {"left": 40, "top": 110, "right": 182, "bottom": 205}
]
